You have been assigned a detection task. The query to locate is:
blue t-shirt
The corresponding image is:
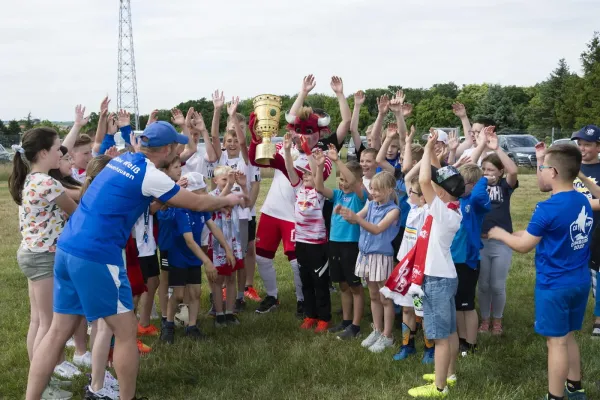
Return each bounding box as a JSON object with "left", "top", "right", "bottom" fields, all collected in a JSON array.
[
  {"left": 157, "top": 208, "right": 175, "bottom": 251},
  {"left": 527, "top": 190, "right": 593, "bottom": 289},
  {"left": 451, "top": 177, "right": 491, "bottom": 268},
  {"left": 168, "top": 209, "right": 212, "bottom": 268},
  {"left": 99, "top": 125, "right": 133, "bottom": 155},
  {"left": 392, "top": 166, "right": 409, "bottom": 227},
  {"left": 58, "top": 152, "right": 180, "bottom": 266},
  {"left": 330, "top": 189, "right": 368, "bottom": 242},
  {"left": 376, "top": 156, "right": 400, "bottom": 174}
]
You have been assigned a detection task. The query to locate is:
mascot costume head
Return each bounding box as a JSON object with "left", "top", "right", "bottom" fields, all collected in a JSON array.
[{"left": 284, "top": 107, "right": 330, "bottom": 152}]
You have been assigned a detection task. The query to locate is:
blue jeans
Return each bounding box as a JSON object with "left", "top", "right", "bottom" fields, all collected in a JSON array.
[{"left": 422, "top": 275, "right": 458, "bottom": 340}]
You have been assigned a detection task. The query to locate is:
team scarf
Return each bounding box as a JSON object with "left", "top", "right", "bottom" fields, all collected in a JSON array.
[{"left": 381, "top": 201, "right": 459, "bottom": 298}]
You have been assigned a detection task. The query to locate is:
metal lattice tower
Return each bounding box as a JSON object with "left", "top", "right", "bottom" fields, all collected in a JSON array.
[{"left": 117, "top": 0, "right": 139, "bottom": 130}]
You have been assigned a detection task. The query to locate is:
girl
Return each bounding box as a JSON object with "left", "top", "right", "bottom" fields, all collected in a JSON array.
[
  {"left": 49, "top": 146, "right": 82, "bottom": 201},
  {"left": 339, "top": 171, "right": 401, "bottom": 353},
  {"left": 9, "top": 128, "right": 78, "bottom": 400},
  {"left": 478, "top": 135, "right": 518, "bottom": 336}
]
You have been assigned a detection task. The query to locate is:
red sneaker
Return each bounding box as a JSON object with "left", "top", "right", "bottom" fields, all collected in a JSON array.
[
  {"left": 300, "top": 317, "right": 318, "bottom": 330},
  {"left": 244, "top": 286, "right": 262, "bottom": 302},
  {"left": 137, "top": 323, "right": 159, "bottom": 337},
  {"left": 314, "top": 320, "right": 330, "bottom": 333},
  {"left": 137, "top": 339, "right": 152, "bottom": 355}
]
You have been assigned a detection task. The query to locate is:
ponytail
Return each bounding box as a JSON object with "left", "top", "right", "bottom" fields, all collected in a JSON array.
[
  {"left": 8, "top": 152, "right": 30, "bottom": 205},
  {"left": 80, "top": 155, "right": 112, "bottom": 197}
]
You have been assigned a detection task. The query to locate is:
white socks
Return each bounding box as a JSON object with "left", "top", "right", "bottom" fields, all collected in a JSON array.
[
  {"left": 289, "top": 259, "right": 304, "bottom": 302},
  {"left": 256, "top": 255, "right": 278, "bottom": 297}
]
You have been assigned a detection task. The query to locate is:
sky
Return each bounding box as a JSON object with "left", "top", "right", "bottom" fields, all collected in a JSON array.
[{"left": 1, "top": 0, "right": 598, "bottom": 121}]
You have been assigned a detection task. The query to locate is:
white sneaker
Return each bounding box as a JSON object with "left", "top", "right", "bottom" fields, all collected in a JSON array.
[
  {"left": 175, "top": 304, "right": 189, "bottom": 327},
  {"left": 49, "top": 376, "right": 71, "bottom": 389},
  {"left": 72, "top": 351, "right": 92, "bottom": 368},
  {"left": 104, "top": 370, "right": 119, "bottom": 391},
  {"left": 87, "top": 323, "right": 92, "bottom": 336},
  {"left": 42, "top": 385, "right": 72, "bottom": 400},
  {"left": 150, "top": 303, "right": 160, "bottom": 320},
  {"left": 361, "top": 329, "right": 381, "bottom": 348},
  {"left": 86, "top": 385, "right": 119, "bottom": 400},
  {"left": 369, "top": 334, "right": 394, "bottom": 353},
  {"left": 65, "top": 338, "right": 75, "bottom": 349},
  {"left": 54, "top": 361, "right": 82, "bottom": 379}
]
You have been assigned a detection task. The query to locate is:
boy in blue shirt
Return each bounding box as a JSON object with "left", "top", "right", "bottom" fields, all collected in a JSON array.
[
  {"left": 490, "top": 144, "right": 591, "bottom": 400},
  {"left": 315, "top": 151, "right": 368, "bottom": 340},
  {"left": 450, "top": 164, "right": 490, "bottom": 357}
]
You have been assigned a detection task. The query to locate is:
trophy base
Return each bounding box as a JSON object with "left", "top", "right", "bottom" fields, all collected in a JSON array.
[{"left": 255, "top": 142, "right": 276, "bottom": 165}]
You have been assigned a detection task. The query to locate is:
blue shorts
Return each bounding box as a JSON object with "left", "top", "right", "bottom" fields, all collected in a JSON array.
[
  {"left": 53, "top": 248, "right": 134, "bottom": 321},
  {"left": 422, "top": 276, "right": 458, "bottom": 340},
  {"left": 534, "top": 284, "right": 590, "bottom": 337}
]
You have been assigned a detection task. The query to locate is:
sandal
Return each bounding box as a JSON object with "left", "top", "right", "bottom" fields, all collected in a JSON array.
[
  {"left": 491, "top": 319, "right": 503, "bottom": 336},
  {"left": 478, "top": 319, "right": 490, "bottom": 333}
]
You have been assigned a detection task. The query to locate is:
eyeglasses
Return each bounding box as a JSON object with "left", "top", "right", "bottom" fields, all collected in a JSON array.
[
  {"left": 61, "top": 156, "right": 73, "bottom": 162},
  {"left": 409, "top": 188, "right": 422, "bottom": 196},
  {"left": 538, "top": 165, "right": 557, "bottom": 174}
]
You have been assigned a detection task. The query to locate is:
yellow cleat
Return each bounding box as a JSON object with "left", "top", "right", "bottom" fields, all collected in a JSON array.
[
  {"left": 422, "top": 373, "right": 457, "bottom": 387},
  {"left": 408, "top": 383, "right": 449, "bottom": 398}
]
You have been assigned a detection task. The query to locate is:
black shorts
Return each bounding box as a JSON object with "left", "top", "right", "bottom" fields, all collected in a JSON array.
[
  {"left": 139, "top": 253, "right": 160, "bottom": 282},
  {"left": 248, "top": 216, "right": 257, "bottom": 243},
  {"left": 160, "top": 250, "right": 169, "bottom": 271},
  {"left": 168, "top": 266, "right": 202, "bottom": 287},
  {"left": 392, "top": 228, "right": 404, "bottom": 262},
  {"left": 329, "top": 241, "right": 361, "bottom": 287},
  {"left": 455, "top": 262, "right": 480, "bottom": 311}
]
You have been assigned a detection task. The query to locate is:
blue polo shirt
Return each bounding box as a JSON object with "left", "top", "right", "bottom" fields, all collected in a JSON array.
[
  {"left": 58, "top": 152, "right": 180, "bottom": 266},
  {"left": 330, "top": 189, "right": 368, "bottom": 242},
  {"left": 168, "top": 209, "right": 212, "bottom": 268}
]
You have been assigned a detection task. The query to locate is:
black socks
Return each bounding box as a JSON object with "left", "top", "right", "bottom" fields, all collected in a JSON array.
[
  {"left": 547, "top": 393, "right": 563, "bottom": 400},
  {"left": 566, "top": 379, "right": 582, "bottom": 392}
]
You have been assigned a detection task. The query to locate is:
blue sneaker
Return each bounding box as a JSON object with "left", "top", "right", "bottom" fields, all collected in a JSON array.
[
  {"left": 393, "top": 345, "right": 416, "bottom": 361},
  {"left": 564, "top": 384, "right": 588, "bottom": 399},
  {"left": 422, "top": 347, "right": 435, "bottom": 364}
]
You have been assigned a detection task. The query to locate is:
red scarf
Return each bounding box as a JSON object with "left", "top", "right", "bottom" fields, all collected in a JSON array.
[{"left": 384, "top": 201, "right": 459, "bottom": 296}]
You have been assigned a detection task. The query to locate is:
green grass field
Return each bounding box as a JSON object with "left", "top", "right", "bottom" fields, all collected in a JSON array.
[{"left": 1, "top": 175, "right": 599, "bottom": 399}]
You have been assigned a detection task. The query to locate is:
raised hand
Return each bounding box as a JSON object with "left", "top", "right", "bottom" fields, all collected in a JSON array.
[
  {"left": 117, "top": 109, "right": 131, "bottom": 128},
  {"left": 389, "top": 90, "right": 405, "bottom": 114},
  {"left": 148, "top": 109, "right": 159, "bottom": 125},
  {"left": 330, "top": 76, "right": 344, "bottom": 94},
  {"left": 212, "top": 90, "right": 225, "bottom": 109},
  {"left": 130, "top": 132, "right": 141, "bottom": 153},
  {"left": 171, "top": 108, "right": 185, "bottom": 126},
  {"left": 426, "top": 128, "right": 438, "bottom": 150},
  {"left": 448, "top": 130, "right": 459, "bottom": 151},
  {"left": 235, "top": 170, "right": 247, "bottom": 187},
  {"left": 454, "top": 155, "right": 472, "bottom": 168},
  {"left": 190, "top": 111, "right": 207, "bottom": 133},
  {"left": 227, "top": 96, "right": 240, "bottom": 116},
  {"left": 301, "top": 74, "right": 316, "bottom": 94},
  {"left": 74, "top": 105, "right": 90, "bottom": 127},
  {"left": 452, "top": 103, "right": 467, "bottom": 118},
  {"left": 184, "top": 107, "right": 194, "bottom": 128},
  {"left": 313, "top": 148, "right": 326, "bottom": 166},
  {"left": 406, "top": 125, "right": 416, "bottom": 144},
  {"left": 486, "top": 129, "right": 499, "bottom": 151},
  {"left": 402, "top": 103, "right": 413, "bottom": 117},
  {"left": 354, "top": 90, "right": 365, "bottom": 106},
  {"left": 437, "top": 145, "right": 449, "bottom": 162},
  {"left": 327, "top": 143, "right": 339, "bottom": 162},
  {"left": 105, "top": 146, "right": 119, "bottom": 159},
  {"left": 535, "top": 142, "right": 547, "bottom": 160},
  {"left": 107, "top": 113, "right": 118, "bottom": 135},
  {"left": 376, "top": 94, "right": 390, "bottom": 115},
  {"left": 100, "top": 96, "right": 110, "bottom": 113},
  {"left": 283, "top": 132, "right": 293, "bottom": 151},
  {"left": 386, "top": 123, "right": 399, "bottom": 139}
]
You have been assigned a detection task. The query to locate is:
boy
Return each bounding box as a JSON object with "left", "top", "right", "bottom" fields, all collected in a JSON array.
[
  {"left": 360, "top": 148, "right": 378, "bottom": 193},
  {"left": 450, "top": 163, "right": 490, "bottom": 356},
  {"left": 408, "top": 131, "right": 464, "bottom": 398},
  {"left": 490, "top": 144, "right": 591, "bottom": 400},
  {"left": 71, "top": 134, "right": 93, "bottom": 183},
  {"left": 315, "top": 146, "right": 368, "bottom": 339}
]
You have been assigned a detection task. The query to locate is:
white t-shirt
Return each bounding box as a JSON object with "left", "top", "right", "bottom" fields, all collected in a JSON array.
[
  {"left": 181, "top": 151, "right": 217, "bottom": 180},
  {"left": 397, "top": 203, "right": 429, "bottom": 261},
  {"left": 133, "top": 207, "right": 156, "bottom": 257},
  {"left": 292, "top": 182, "right": 327, "bottom": 244},
  {"left": 423, "top": 197, "right": 462, "bottom": 278},
  {"left": 71, "top": 168, "right": 87, "bottom": 184},
  {"left": 216, "top": 152, "right": 260, "bottom": 219},
  {"left": 362, "top": 176, "right": 372, "bottom": 193},
  {"left": 459, "top": 147, "right": 494, "bottom": 167}
]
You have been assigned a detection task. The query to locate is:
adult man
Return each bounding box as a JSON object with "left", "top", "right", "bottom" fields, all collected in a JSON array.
[
  {"left": 25, "top": 121, "right": 245, "bottom": 400},
  {"left": 453, "top": 103, "right": 493, "bottom": 164}
]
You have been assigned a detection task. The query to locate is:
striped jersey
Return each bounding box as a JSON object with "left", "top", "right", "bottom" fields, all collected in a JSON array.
[{"left": 292, "top": 182, "right": 327, "bottom": 244}]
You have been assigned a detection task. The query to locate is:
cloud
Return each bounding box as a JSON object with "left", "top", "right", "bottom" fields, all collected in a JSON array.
[{"left": 0, "top": 0, "right": 598, "bottom": 120}]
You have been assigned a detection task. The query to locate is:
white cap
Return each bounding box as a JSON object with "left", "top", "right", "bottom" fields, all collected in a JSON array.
[
  {"left": 435, "top": 130, "right": 448, "bottom": 144},
  {"left": 183, "top": 172, "right": 206, "bottom": 192}
]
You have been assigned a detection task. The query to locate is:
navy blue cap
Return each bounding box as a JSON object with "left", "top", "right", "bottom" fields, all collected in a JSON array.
[
  {"left": 139, "top": 121, "right": 188, "bottom": 147},
  {"left": 571, "top": 125, "right": 600, "bottom": 143}
]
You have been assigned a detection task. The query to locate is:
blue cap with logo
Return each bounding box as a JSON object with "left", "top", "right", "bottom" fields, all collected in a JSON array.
[
  {"left": 571, "top": 125, "right": 600, "bottom": 143},
  {"left": 139, "top": 121, "right": 189, "bottom": 147}
]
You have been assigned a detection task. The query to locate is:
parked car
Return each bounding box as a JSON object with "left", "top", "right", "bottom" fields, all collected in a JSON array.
[
  {"left": 347, "top": 136, "right": 367, "bottom": 162},
  {"left": 498, "top": 134, "right": 539, "bottom": 168},
  {"left": 552, "top": 138, "right": 577, "bottom": 147},
  {"left": 0, "top": 144, "right": 14, "bottom": 163}
]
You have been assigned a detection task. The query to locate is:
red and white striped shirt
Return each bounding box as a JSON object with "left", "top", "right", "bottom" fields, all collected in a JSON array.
[{"left": 292, "top": 182, "right": 327, "bottom": 244}]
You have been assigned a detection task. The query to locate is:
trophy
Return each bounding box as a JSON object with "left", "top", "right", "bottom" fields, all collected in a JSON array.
[{"left": 253, "top": 94, "right": 282, "bottom": 165}]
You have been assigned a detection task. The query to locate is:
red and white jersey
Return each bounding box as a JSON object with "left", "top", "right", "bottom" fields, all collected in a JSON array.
[
  {"left": 292, "top": 182, "right": 327, "bottom": 244},
  {"left": 260, "top": 143, "right": 332, "bottom": 223},
  {"left": 71, "top": 168, "right": 86, "bottom": 184}
]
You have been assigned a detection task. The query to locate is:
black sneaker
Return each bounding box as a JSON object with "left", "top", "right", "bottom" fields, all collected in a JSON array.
[
  {"left": 214, "top": 314, "right": 227, "bottom": 328},
  {"left": 185, "top": 325, "right": 207, "bottom": 340},
  {"left": 328, "top": 321, "right": 350, "bottom": 334},
  {"left": 226, "top": 314, "right": 241, "bottom": 326},
  {"left": 234, "top": 298, "right": 246, "bottom": 314},
  {"left": 160, "top": 324, "right": 174, "bottom": 344},
  {"left": 336, "top": 324, "right": 360, "bottom": 340},
  {"left": 296, "top": 301, "right": 305, "bottom": 319},
  {"left": 255, "top": 296, "right": 279, "bottom": 314}
]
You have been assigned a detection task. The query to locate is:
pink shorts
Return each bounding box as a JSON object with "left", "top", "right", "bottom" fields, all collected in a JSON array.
[{"left": 255, "top": 213, "right": 296, "bottom": 260}]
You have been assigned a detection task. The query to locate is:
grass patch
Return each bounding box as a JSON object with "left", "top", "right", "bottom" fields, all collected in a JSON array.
[{"left": 0, "top": 176, "right": 599, "bottom": 399}]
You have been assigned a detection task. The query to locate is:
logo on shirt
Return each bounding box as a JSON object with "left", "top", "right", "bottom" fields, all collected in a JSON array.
[
  {"left": 464, "top": 204, "right": 471, "bottom": 214},
  {"left": 487, "top": 185, "right": 504, "bottom": 203},
  {"left": 570, "top": 206, "right": 593, "bottom": 250},
  {"left": 573, "top": 177, "right": 597, "bottom": 199}
]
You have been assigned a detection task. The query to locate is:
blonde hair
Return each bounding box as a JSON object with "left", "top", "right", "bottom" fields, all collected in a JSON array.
[
  {"left": 371, "top": 171, "right": 398, "bottom": 204},
  {"left": 411, "top": 144, "right": 424, "bottom": 162},
  {"left": 410, "top": 176, "right": 422, "bottom": 194},
  {"left": 213, "top": 165, "right": 233, "bottom": 178},
  {"left": 297, "top": 106, "right": 313, "bottom": 121},
  {"left": 365, "top": 123, "right": 374, "bottom": 135},
  {"left": 228, "top": 112, "right": 246, "bottom": 124},
  {"left": 80, "top": 155, "right": 112, "bottom": 196},
  {"left": 458, "top": 163, "right": 483, "bottom": 185}
]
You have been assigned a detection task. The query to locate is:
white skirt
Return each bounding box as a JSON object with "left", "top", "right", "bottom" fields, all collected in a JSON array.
[{"left": 355, "top": 252, "right": 395, "bottom": 282}]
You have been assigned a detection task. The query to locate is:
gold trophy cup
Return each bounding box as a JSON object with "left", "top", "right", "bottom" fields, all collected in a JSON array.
[{"left": 253, "top": 94, "right": 282, "bottom": 165}]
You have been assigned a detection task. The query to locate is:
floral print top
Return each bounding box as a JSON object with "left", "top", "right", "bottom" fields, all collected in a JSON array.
[{"left": 19, "top": 172, "right": 67, "bottom": 253}]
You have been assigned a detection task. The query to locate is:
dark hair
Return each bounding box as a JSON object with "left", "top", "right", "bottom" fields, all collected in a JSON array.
[
  {"left": 8, "top": 128, "right": 58, "bottom": 205},
  {"left": 48, "top": 146, "right": 82, "bottom": 190},
  {"left": 473, "top": 117, "right": 496, "bottom": 127},
  {"left": 546, "top": 144, "right": 582, "bottom": 181},
  {"left": 312, "top": 108, "right": 326, "bottom": 117},
  {"left": 165, "top": 155, "right": 181, "bottom": 169},
  {"left": 482, "top": 153, "right": 505, "bottom": 172},
  {"left": 74, "top": 134, "right": 92, "bottom": 149}
]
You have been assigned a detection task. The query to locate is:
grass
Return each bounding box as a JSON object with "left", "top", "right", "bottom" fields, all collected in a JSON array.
[{"left": 1, "top": 175, "right": 599, "bottom": 399}]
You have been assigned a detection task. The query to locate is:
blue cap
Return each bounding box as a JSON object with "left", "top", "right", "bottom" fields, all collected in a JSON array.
[
  {"left": 571, "top": 125, "right": 600, "bottom": 142},
  {"left": 139, "top": 121, "right": 189, "bottom": 147}
]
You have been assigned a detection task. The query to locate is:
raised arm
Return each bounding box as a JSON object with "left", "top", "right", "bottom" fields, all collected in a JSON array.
[
  {"left": 389, "top": 90, "right": 409, "bottom": 152},
  {"left": 63, "top": 105, "right": 89, "bottom": 152},
  {"left": 92, "top": 97, "right": 110, "bottom": 155},
  {"left": 419, "top": 132, "right": 438, "bottom": 205},
  {"left": 447, "top": 130, "right": 459, "bottom": 165},
  {"left": 487, "top": 131, "right": 518, "bottom": 188},
  {"left": 283, "top": 133, "right": 300, "bottom": 186},
  {"left": 330, "top": 76, "right": 351, "bottom": 144},
  {"left": 314, "top": 149, "right": 334, "bottom": 199},
  {"left": 468, "top": 125, "right": 491, "bottom": 166},
  {"left": 371, "top": 95, "right": 389, "bottom": 150},
  {"left": 226, "top": 97, "right": 249, "bottom": 165},
  {"left": 452, "top": 103, "right": 474, "bottom": 157},
  {"left": 179, "top": 108, "right": 198, "bottom": 163},
  {"left": 290, "top": 74, "right": 316, "bottom": 116},
  {"left": 350, "top": 90, "right": 366, "bottom": 150},
  {"left": 401, "top": 126, "right": 416, "bottom": 174},
  {"left": 211, "top": 90, "right": 225, "bottom": 160},
  {"left": 376, "top": 124, "right": 398, "bottom": 173},
  {"left": 535, "top": 142, "right": 552, "bottom": 192}
]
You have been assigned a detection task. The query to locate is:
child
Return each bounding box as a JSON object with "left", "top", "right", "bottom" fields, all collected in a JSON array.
[
  {"left": 339, "top": 171, "right": 401, "bottom": 353},
  {"left": 282, "top": 134, "right": 331, "bottom": 332},
  {"left": 360, "top": 148, "right": 378, "bottom": 193},
  {"left": 408, "top": 131, "right": 464, "bottom": 398},
  {"left": 478, "top": 134, "right": 519, "bottom": 336},
  {"left": 209, "top": 165, "right": 247, "bottom": 327},
  {"left": 160, "top": 176, "right": 235, "bottom": 344},
  {"left": 450, "top": 163, "right": 490, "bottom": 357},
  {"left": 315, "top": 147, "right": 367, "bottom": 339},
  {"left": 70, "top": 134, "right": 93, "bottom": 183},
  {"left": 489, "top": 143, "right": 591, "bottom": 400}
]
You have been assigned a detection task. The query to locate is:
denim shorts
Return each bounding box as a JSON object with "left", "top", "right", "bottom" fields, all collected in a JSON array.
[
  {"left": 422, "top": 275, "right": 458, "bottom": 340},
  {"left": 535, "top": 284, "right": 589, "bottom": 337},
  {"left": 17, "top": 247, "right": 55, "bottom": 282}
]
